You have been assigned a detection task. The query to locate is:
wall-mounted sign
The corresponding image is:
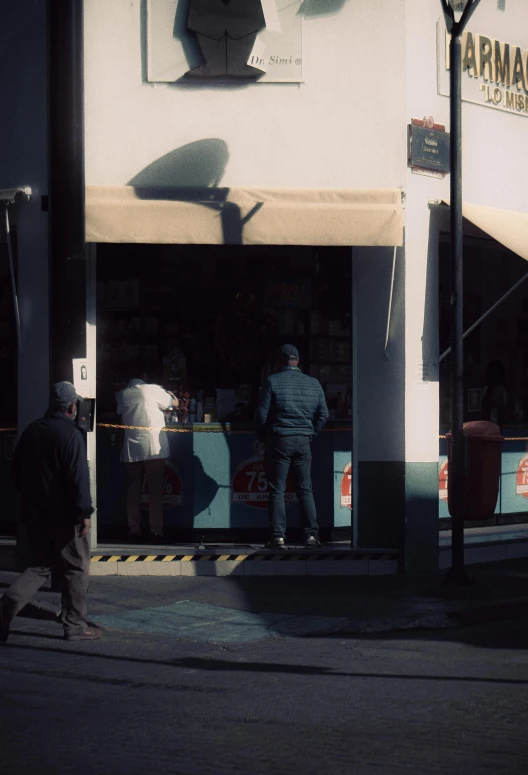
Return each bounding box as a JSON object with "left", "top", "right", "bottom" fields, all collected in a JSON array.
[
  {"left": 148, "top": 0, "right": 303, "bottom": 83},
  {"left": 72, "top": 358, "right": 95, "bottom": 398},
  {"left": 438, "top": 23, "right": 528, "bottom": 118},
  {"left": 408, "top": 118, "right": 450, "bottom": 177}
]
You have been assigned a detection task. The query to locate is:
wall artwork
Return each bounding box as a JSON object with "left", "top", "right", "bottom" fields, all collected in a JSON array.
[{"left": 148, "top": 0, "right": 303, "bottom": 83}]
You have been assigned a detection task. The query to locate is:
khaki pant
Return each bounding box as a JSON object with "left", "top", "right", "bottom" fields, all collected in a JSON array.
[
  {"left": 126, "top": 459, "right": 165, "bottom": 535},
  {"left": 2, "top": 522, "right": 90, "bottom": 637}
]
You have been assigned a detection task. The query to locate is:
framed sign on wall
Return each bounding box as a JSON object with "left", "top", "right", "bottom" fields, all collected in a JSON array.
[{"left": 147, "top": 0, "right": 303, "bottom": 83}]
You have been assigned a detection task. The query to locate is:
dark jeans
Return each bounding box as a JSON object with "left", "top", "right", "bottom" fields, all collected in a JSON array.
[
  {"left": 1, "top": 521, "right": 90, "bottom": 637},
  {"left": 265, "top": 435, "right": 319, "bottom": 539}
]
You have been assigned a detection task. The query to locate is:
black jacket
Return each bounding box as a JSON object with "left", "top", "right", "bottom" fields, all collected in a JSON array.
[
  {"left": 11, "top": 411, "right": 93, "bottom": 525},
  {"left": 255, "top": 366, "right": 329, "bottom": 441}
]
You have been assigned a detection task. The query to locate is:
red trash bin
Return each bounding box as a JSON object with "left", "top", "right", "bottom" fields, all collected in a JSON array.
[{"left": 446, "top": 421, "right": 502, "bottom": 520}]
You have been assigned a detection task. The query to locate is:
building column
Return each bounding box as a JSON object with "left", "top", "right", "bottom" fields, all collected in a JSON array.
[
  {"left": 353, "top": 222, "right": 439, "bottom": 573},
  {"left": 402, "top": 191, "right": 440, "bottom": 574},
  {"left": 353, "top": 245, "right": 406, "bottom": 555}
]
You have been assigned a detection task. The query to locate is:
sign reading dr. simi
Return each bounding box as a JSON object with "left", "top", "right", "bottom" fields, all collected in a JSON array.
[{"left": 148, "top": 0, "right": 303, "bottom": 83}]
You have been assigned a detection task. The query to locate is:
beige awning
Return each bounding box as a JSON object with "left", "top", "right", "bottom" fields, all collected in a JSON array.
[
  {"left": 86, "top": 185, "right": 403, "bottom": 247},
  {"left": 441, "top": 199, "right": 528, "bottom": 261}
]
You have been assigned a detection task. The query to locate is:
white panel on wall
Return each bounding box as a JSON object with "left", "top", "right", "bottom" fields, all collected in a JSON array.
[{"left": 147, "top": 0, "right": 303, "bottom": 83}]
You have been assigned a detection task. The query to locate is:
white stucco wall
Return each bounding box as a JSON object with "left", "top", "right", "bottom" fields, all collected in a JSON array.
[{"left": 84, "top": 0, "right": 407, "bottom": 188}]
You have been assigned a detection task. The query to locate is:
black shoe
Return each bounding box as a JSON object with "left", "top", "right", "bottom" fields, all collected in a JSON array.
[
  {"left": 64, "top": 627, "right": 103, "bottom": 642},
  {"left": 304, "top": 535, "right": 322, "bottom": 548},
  {"left": 149, "top": 533, "right": 164, "bottom": 545},
  {"left": 128, "top": 531, "right": 142, "bottom": 543},
  {"left": 0, "top": 601, "right": 11, "bottom": 644},
  {"left": 265, "top": 537, "right": 286, "bottom": 550}
]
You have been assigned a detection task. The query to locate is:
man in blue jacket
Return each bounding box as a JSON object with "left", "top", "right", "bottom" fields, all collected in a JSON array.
[
  {"left": 0, "top": 382, "right": 101, "bottom": 643},
  {"left": 256, "top": 345, "right": 329, "bottom": 549}
]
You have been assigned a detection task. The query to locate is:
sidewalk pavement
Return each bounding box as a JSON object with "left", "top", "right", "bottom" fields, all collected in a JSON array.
[
  {"left": 2, "top": 524, "right": 528, "bottom": 579},
  {"left": 2, "top": 556, "right": 528, "bottom": 643}
]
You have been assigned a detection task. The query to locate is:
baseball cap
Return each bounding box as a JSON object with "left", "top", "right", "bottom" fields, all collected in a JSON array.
[
  {"left": 50, "top": 381, "right": 83, "bottom": 405},
  {"left": 279, "top": 344, "right": 300, "bottom": 360}
]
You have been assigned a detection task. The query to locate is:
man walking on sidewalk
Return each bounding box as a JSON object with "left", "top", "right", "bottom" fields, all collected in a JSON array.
[
  {"left": 0, "top": 382, "right": 101, "bottom": 643},
  {"left": 256, "top": 344, "right": 329, "bottom": 549}
]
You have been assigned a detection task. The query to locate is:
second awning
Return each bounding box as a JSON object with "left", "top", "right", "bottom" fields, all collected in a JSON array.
[{"left": 441, "top": 199, "right": 528, "bottom": 261}]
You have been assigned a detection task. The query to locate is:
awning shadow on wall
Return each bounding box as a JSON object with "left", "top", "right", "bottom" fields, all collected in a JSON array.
[
  {"left": 127, "top": 140, "right": 252, "bottom": 245},
  {"left": 128, "top": 140, "right": 229, "bottom": 189}
]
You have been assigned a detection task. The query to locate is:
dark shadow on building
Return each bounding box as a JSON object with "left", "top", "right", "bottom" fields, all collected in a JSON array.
[
  {"left": 192, "top": 453, "right": 220, "bottom": 518},
  {"left": 128, "top": 139, "right": 229, "bottom": 188}
]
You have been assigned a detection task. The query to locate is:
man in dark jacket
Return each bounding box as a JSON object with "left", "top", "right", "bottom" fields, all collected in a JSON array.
[
  {"left": 256, "top": 345, "right": 329, "bottom": 549},
  {"left": 0, "top": 382, "right": 101, "bottom": 643}
]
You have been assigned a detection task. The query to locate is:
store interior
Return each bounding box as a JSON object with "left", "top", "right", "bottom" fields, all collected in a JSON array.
[
  {"left": 439, "top": 236, "right": 528, "bottom": 433},
  {"left": 96, "top": 244, "right": 353, "bottom": 426}
]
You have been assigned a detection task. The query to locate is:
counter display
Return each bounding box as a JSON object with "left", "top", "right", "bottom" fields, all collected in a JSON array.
[
  {"left": 96, "top": 423, "right": 353, "bottom": 542},
  {"left": 3, "top": 427, "right": 528, "bottom": 539}
]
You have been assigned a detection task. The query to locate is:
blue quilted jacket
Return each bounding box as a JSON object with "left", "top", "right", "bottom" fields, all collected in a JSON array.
[{"left": 255, "top": 366, "right": 329, "bottom": 440}]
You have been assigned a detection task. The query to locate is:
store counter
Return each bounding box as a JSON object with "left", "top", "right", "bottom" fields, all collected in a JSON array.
[{"left": 96, "top": 422, "right": 353, "bottom": 541}]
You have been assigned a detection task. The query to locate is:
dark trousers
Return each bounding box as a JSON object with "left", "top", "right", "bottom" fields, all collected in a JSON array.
[
  {"left": 2, "top": 522, "right": 90, "bottom": 637},
  {"left": 265, "top": 435, "right": 319, "bottom": 539}
]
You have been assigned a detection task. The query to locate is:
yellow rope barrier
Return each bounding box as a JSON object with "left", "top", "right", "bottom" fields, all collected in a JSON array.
[
  {"left": 1, "top": 427, "right": 526, "bottom": 440},
  {"left": 95, "top": 423, "right": 351, "bottom": 434}
]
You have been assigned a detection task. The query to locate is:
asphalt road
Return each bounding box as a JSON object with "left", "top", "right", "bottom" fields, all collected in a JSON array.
[{"left": 1, "top": 581, "right": 528, "bottom": 775}]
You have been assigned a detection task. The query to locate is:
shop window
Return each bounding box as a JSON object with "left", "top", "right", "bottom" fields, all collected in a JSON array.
[{"left": 96, "top": 244, "right": 352, "bottom": 424}]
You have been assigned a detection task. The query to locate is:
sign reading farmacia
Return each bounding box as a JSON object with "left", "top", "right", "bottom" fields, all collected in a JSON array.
[{"left": 438, "top": 24, "right": 528, "bottom": 116}]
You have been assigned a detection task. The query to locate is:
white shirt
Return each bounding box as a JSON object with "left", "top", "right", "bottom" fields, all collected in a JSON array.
[{"left": 116, "top": 380, "right": 173, "bottom": 463}]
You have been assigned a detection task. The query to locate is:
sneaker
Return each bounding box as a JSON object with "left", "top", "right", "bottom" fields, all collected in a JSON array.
[
  {"left": 304, "top": 535, "right": 322, "bottom": 548},
  {"left": 149, "top": 533, "right": 164, "bottom": 545},
  {"left": 64, "top": 628, "right": 103, "bottom": 642},
  {"left": 128, "top": 531, "right": 142, "bottom": 543},
  {"left": 0, "top": 601, "right": 11, "bottom": 644},
  {"left": 265, "top": 537, "right": 286, "bottom": 550}
]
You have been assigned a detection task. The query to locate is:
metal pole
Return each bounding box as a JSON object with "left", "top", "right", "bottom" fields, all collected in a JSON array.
[
  {"left": 441, "top": 0, "right": 482, "bottom": 586},
  {"left": 448, "top": 28, "right": 466, "bottom": 581}
]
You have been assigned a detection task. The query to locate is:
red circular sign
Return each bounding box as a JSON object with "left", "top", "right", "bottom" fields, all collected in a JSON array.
[
  {"left": 231, "top": 444, "right": 298, "bottom": 510},
  {"left": 439, "top": 460, "right": 448, "bottom": 502},
  {"left": 140, "top": 460, "right": 183, "bottom": 511},
  {"left": 516, "top": 455, "right": 528, "bottom": 499},
  {"left": 340, "top": 462, "right": 352, "bottom": 509}
]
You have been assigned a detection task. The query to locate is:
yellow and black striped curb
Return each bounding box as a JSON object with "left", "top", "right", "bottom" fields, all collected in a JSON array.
[{"left": 91, "top": 552, "right": 398, "bottom": 563}]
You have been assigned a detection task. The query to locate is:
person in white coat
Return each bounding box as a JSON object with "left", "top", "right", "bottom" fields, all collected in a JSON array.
[{"left": 116, "top": 378, "right": 176, "bottom": 543}]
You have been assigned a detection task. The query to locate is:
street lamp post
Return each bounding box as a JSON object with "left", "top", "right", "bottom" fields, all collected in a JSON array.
[{"left": 440, "top": 0, "right": 482, "bottom": 585}]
